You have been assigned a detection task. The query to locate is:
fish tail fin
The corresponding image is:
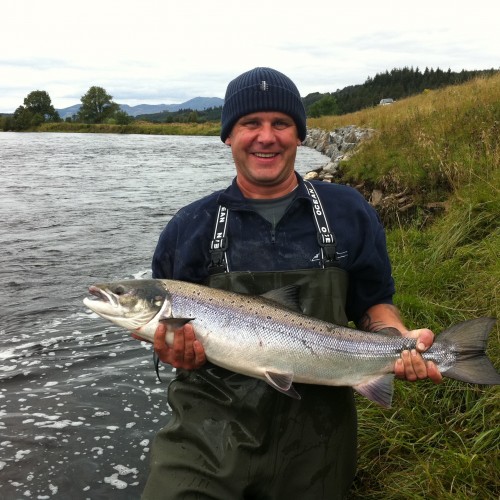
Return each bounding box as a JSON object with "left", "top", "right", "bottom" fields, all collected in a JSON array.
[{"left": 439, "top": 317, "right": 500, "bottom": 384}]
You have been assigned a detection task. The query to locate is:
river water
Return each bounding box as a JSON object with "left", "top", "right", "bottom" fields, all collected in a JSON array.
[{"left": 0, "top": 132, "right": 328, "bottom": 499}]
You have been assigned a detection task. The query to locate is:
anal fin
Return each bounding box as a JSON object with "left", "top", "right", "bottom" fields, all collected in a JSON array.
[
  {"left": 265, "top": 370, "right": 301, "bottom": 399},
  {"left": 354, "top": 374, "right": 394, "bottom": 408}
]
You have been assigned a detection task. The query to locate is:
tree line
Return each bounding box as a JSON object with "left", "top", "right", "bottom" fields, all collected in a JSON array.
[
  {"left": 1, "top": 86, "right": 133, "bottom": 131},
  {"left": 304, "top": 66, "right": 499, "bottom": 117},
  {"left": 2, "top": 66, "right": 498, "bottom": 131},
  {"left": 135, "top": 106, "right": 223, "bottom": 124}
]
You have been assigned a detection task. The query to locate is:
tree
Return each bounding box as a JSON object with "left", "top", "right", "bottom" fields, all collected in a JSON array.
[
  {"left": 309, "top": 94, "right": 339, "bottom": 118},
  {"left": 12, "top": 105, "right": 34, "bottom": 130},
  {"left": 114, "top": 110, "right": 133, "bottom": 125},
  {"left": 78, "top": 86, "right": 119, "bottom": 124},
  {"left": 23, "top": 90, "right": 60, "bottom": 121}
]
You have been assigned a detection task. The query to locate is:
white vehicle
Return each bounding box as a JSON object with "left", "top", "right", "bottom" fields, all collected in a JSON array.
[{"left": 379, "top": 98, "right": 395, "bottom": 105}]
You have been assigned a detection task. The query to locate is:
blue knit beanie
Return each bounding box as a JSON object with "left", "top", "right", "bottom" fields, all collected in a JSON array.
[{"left": 220, "top": 67, "right": 307, "bottom": 142}]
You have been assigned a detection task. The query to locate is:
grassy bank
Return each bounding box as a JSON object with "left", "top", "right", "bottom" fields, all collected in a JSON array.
[
  {"left": 309, "top": 76, "right": 499, "bottom": 499},
  {"left": 37, "top": 120, "right": 221, "bottom": 136}
]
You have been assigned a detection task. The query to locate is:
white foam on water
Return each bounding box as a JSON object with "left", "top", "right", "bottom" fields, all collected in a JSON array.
[{"left": 104, "top": 475, "right": 127, "bottom": 490}]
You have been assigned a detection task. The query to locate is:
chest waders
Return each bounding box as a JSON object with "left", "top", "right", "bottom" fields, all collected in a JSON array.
[{"left": 142, "top": 183, "right": 357, "bottom": 500}]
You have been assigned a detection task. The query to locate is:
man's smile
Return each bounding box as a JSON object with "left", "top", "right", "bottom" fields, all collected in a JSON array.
[{"left": 253, "top": 152, "right": 279, "bottom": 158}]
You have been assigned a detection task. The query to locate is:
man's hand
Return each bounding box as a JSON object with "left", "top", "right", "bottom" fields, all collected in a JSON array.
[
  {"left": 394, "top": 328, "right": 442, "bottom": 384},
  {"left": 133, "top": 322, "right": 206, "bottom": 370}
]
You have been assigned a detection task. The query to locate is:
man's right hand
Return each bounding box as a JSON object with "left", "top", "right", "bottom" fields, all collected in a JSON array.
[{"left": 152, "top": 322, "right": 206, "bottom": 369}]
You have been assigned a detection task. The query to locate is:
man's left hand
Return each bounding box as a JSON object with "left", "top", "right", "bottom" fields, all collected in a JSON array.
[{"left": 394, "top": 328, "right": 443, "bottom": 384}]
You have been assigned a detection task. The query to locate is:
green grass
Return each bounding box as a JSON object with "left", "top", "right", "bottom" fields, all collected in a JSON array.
[
  {"left": 313, "top": 75, "right": 500, "bottom": 499},
  {"left": 37, "top": 120, "right": 221, "bottom": 136},
  {"left": 309, "top": 75, "right": 500, "bottom": 201}
]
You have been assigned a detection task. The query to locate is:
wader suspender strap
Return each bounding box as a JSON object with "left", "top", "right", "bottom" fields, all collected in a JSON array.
[
  {"left": 208, "top": 182, "right": 338, "bottom": 274},
  {"left": 303, "top": 180, "right": 338, "bottom": 267},
  {"left": 208, "top": 205, "right": 230, "bottom": 274}
]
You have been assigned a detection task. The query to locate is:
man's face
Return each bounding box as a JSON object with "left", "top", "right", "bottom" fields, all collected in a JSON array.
[{"left": 225, "top": 111, "right": 301, "bottom": 197}]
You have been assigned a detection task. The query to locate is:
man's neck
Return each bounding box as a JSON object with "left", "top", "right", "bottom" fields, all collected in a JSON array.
[{"left": 236, "top": 173, "right": 298, "bottom": 200}]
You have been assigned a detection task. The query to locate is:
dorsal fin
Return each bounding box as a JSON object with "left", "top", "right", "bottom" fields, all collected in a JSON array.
[{"left": 261, "top": 285, "right": 302, "bottom": 313}]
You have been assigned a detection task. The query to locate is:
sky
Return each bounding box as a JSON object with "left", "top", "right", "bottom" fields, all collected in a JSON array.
[{"left": 1, "top": 0, "right": 499, "bottom": 113}]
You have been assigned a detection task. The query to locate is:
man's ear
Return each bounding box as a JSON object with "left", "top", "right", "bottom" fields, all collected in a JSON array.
[{"left": 225, "top": 137, "right": 232, "bottom": 145}]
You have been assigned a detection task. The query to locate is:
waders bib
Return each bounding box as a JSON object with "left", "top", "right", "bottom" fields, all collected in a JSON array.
[{"left": 142, "top": 184, "right": 357, "bottom": 500}]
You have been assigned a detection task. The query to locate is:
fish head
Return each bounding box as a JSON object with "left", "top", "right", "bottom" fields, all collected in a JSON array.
[{"left": 83, "top": 279, "right": 169, "bottom": 332}]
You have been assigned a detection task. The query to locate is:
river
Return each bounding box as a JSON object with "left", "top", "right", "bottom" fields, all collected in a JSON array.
[{"left": 0, "top": 132, "right": 328, "bottom": 499}]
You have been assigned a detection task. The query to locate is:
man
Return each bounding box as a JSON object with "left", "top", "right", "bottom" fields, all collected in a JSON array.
[{"left": 142, "top": 67, "right": 441, "bottom": 499}]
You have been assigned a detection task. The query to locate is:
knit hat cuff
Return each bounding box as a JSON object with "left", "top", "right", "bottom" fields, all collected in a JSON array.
[{"left": 220, "top": 67, "right": 306, "bottom": 142}]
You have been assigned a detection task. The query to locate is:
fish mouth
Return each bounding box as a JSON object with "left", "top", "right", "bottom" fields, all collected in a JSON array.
[{"left": 84, "top": 286, "right": 121, "bottom": 312}]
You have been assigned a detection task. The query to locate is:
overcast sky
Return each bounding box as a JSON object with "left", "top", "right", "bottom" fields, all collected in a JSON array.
[{"left": 1, "top": 0, "right": 499, "bottom": 113}]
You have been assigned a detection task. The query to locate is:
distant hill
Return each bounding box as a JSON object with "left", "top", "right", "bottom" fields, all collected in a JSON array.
[
  {"left": 30, "top": 66, "right": 500, "bottom": 123},
  {"left": 57, "top": 97, "right": 224, "bottom": 120}
]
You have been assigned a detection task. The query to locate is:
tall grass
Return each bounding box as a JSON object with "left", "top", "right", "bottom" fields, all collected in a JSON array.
[
  {"left": 309, "top": 75, "right": 500, "bottom": 200},
  {"left": 38, "top": 120, "right": 221, "bottom": 136},
  {"left": 310, "top": 75, "right": 500, "bottom": 499}
]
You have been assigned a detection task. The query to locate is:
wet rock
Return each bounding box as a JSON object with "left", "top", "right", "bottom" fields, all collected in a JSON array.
[{"left": 303, "top": 126, "right": 375, "bottom": 181}]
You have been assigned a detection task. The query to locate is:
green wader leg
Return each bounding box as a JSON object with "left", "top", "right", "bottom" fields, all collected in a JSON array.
[
  {"left": 142, "top": 266, "right": 357, "bottom": 499},
  {"left": 142, "top": 368, "right": 356, "bottom": 500}
]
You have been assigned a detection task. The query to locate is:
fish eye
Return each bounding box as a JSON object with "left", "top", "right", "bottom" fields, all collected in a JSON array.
[
  {"left": 152, "top": 295, "right": 164, "bottom": 306},
  {"left": 114, "top": 285, "right": 126, "bottom": 295}
]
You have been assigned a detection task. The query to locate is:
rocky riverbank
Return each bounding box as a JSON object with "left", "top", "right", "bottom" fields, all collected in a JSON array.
[
  {"left": 303, "top": 125, "right": 375, "bottom": 182},
  {"left": 304, "top": 126, "right": 446, "bottom": 226}
]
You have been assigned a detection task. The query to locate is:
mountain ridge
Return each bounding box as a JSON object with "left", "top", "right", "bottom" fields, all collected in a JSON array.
[{"left": 57, "top": 96, "right": 224, "bottom": 119}]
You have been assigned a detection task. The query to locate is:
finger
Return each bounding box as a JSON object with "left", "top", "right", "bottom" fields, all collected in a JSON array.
[
  {"left": 154, "top": 322, "right": 168, "bottom": 352},
  {"left": 410, "top": 349, "right": 429, "bottom": 379},
  {"left": 394, "top": 357, "right": 405, "bottom": 379},
  {"left": 169, "top": 327, "right": 187, "bottom": 366},
  {"left": 401, "top": 350, "right": 418, "bottom": 381},
  {"left": 426, "top": 361, "right": 443, "bottom": 384},
  {"left": 192, "top": 340, "right": 207, "bottom": 368},
  {"left": 414, "top": 329, "right": 434, "bottom": 352},
  {"left": 182, "top": 324, "right": 196, "bottom": 365},
  {"left": 154, "top": 323, "right": 179, "bottom": 364}
]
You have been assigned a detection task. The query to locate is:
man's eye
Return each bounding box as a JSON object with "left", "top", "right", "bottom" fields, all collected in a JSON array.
[{"left": 274, "top": 120, "right": 289, "bottom": 129}]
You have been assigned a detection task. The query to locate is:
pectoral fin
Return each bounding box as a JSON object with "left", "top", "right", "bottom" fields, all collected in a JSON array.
[
  {"left": 159, "top": 317, "right": 194, "bottom": 330},
  {"left": 265, "top": 370, "right": 301, "bottom": 399},
  {"left": 354, "top": 374, "right": 394, "bottom": 408}
]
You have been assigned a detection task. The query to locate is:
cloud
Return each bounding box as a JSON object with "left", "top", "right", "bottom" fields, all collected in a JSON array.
[{"left": 1, "top": 0, "right": 499, "bottom": 112}]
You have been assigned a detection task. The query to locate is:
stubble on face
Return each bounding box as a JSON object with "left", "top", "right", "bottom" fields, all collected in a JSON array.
[{"left": 225, "top": 112, "right": 301, "bottom": 199}]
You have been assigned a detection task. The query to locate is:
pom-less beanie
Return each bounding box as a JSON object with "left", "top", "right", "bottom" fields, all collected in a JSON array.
[{"left": 220, "top": 67, "right": 307, "bottom": 142}]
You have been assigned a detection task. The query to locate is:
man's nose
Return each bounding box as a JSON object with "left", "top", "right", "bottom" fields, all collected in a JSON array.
[{"left": 257, "top": 123, "right": 276, "bottom": 143}]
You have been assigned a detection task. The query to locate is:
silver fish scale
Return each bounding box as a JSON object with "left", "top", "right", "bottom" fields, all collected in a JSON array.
[
  {"left": 84, "top": 279, "right": 498, "bottom": 403},
  {"left": 166, "top": 282, "right": 456, "bottom": 385}
]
